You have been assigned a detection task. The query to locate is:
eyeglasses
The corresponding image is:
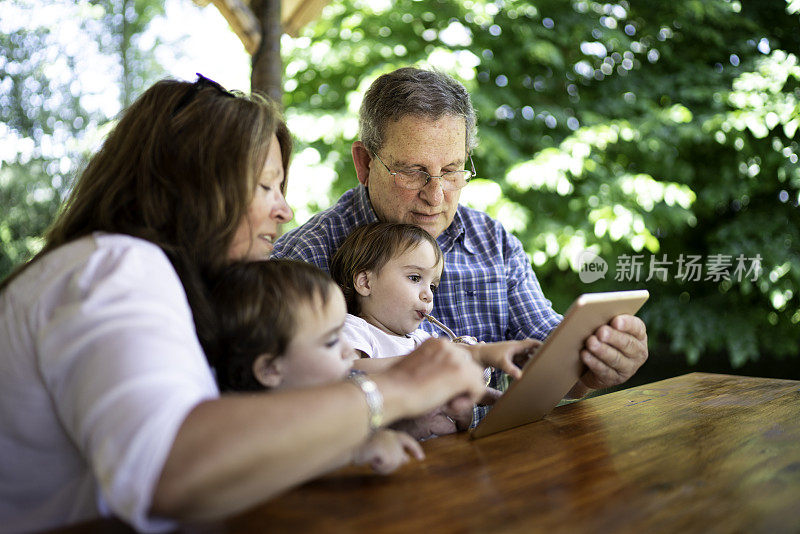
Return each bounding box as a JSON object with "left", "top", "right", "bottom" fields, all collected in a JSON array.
[
  {"left": 371, "top": 151, "right": 476, "bottom": 191},
  {"left": 172, "top": 73, "right": 236, "bottom": 117}
]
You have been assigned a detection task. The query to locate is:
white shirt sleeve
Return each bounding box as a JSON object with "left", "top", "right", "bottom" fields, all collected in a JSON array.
[
  {"left": 35, "top": 235, "right": 218, "bottom": 532},
  {"left": 342, "top": 313, "right": 378, "bottom": 358}
]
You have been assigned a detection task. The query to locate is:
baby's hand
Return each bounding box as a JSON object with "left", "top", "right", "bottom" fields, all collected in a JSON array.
[
  {"left": 467, "top": 339, "right": 541, "bottom": 380},
  {"left": 352, "top": 429, "right": 425, "bottom": 475}
]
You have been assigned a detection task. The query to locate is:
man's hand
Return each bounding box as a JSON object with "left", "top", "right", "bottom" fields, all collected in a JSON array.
[
  {"left": 391, "top": 386, "right": 504, "bottom": 438},
  {"left": 442, "top": 386, "right": 503, "bottom": 429},
  {"left": 578, "top": 314, "right": 648, "bottom": 391},
  {"left": 391, "top": 409, "right": 458, "bottom": 440}
]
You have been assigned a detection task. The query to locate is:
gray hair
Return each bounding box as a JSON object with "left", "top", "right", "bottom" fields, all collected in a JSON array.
[{"left": 358, "top": 67, "right": 477, "bottom": 154}]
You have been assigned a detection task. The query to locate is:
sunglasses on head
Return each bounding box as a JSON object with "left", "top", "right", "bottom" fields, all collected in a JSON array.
[{"left": 172, "top": 73, "right": 236, "bottom": 117}]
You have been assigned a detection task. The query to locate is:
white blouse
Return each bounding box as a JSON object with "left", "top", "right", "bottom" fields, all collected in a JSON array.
[{"left": 0, "top": 233, "right": 219, "bottom": 533}]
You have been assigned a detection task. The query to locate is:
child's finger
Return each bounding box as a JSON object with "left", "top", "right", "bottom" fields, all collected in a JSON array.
[
  {"left": 495, "top": 357, "right": 522, "bottom": 380},
  {"left": 399, "top": 432, "right": 425, "bottom": 460},
  {"left": 371, "top": 457, "right": 392, "bottom": 475},
  {"left": 510, "top": 338, "right": 541, "bottom": 369}
]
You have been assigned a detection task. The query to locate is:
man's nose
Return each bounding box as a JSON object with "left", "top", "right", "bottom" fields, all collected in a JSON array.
[{"left": 418, "top": 176, "right": 444, "bottom": 206}]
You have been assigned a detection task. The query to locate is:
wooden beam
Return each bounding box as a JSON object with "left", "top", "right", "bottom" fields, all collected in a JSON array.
[
  {"left": 194, "top": 0, "right": 330, "bottom": 52},
  {"left": 196, "top": 0, "right": 262, "bottom": 55},
  {"left": 282, "top": 0, "right": 328, "bottom": 37}
]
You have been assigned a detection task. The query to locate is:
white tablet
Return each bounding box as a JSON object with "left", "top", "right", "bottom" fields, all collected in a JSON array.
[{"left": 470, "top": 289, "right": 650, "bottom": 439}]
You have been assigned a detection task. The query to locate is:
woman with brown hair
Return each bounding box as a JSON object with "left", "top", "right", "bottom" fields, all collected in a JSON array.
[{"left": 0, "top": 75, "right": 487, "bottom": 533}]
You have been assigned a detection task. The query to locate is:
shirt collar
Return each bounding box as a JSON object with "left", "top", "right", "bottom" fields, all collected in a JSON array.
[
  {"left": 353, "top": 185, "right": 380, "bottom": 225},
  {"left": 438, "top": 206, "right": 478, "bottom": 255}
]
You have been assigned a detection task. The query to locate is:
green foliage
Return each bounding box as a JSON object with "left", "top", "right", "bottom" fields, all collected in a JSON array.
[
  {"left": 2, "top": 0, "right": 797, "bottom": 370},
  {"left": 283, "top": 0, "right": 800, "bottom": 368},
  {"left": 0, "top": 0, "right": 166, "bottom": 278}
]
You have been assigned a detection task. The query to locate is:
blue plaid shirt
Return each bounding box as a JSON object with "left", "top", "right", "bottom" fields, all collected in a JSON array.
[{"left": 272, "top": 185, "right": 563, "bottom": 424}]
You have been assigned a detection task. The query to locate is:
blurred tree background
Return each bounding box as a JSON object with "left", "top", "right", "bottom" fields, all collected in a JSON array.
[
  {"left": 0, "top": 0, "right": 168, "bottom": 278},
  {"left": 2, "top": 0, "right": 799, "bottom": 380},
  {"left": 280, "top": 0, "right": 800, "bottom": 381}
]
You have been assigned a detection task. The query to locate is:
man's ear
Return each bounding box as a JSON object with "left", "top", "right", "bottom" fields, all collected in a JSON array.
[
  {"left": 352, "top": 141, "right": 372, "bottom": 187},
  {"left": 353, "top": 270, "right": 372, "bottom": 297},
  {"left": 252, "top": 353, "right": 283, "bottom": 389}
]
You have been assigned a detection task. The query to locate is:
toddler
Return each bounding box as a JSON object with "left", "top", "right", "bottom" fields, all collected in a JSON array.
[
  {"left": 207, "top": 259, "right": 423, "bottom": 474},
  {"left": 329, "top": 222, "right": 540, "bottom": 395},
  {"left": 330, "top": 222, "right": 442, "bottom": 359}
]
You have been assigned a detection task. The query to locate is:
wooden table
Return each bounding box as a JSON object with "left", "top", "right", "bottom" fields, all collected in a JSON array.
[{"left": 52, "top": 373, "right": 800, "bottom": 533}]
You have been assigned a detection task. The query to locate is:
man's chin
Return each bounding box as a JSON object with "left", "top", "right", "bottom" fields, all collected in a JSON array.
[
  {"left": 406, "top": 213, "right": 446, "bottom": 237},
  {"left": 427, "top": 227, "right": 445, "bottom": 238},
  {"left": 413, "top": 221, "right": 445, "bottom": 238}
]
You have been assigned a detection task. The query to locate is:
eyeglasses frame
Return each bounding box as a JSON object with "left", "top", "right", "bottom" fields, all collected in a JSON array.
[{"left": 370, "top": 150, "right": 476, "bottom": 191}]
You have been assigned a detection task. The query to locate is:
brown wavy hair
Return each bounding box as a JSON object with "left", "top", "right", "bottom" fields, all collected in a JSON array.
[
  {"left": 329, "top": 222, "right": 443, "bottom": 316},
  {"left": 208, "top": 259, "right": 336, "bottom": 391},
  {"left": 1, "top": 76, "right": 292, "bottom": 346}
]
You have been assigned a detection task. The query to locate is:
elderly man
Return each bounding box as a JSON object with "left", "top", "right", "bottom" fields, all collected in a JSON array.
[{"left": 273, "top": 67, "right": 648, "bottom": 424}]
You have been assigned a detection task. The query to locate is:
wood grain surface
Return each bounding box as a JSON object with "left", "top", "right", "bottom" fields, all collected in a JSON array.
[{"left": 48, "top": 373, "right": 800, "bottom": 534}]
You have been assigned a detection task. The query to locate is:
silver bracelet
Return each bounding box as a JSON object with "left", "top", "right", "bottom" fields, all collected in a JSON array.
[{"left": 347, "top": 370, "right": 383, "bottom": 432}]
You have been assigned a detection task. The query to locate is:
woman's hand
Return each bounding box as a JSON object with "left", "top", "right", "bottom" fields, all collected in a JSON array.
[{"left": 374, "top": 338, "right": 487, "bottom": 423}]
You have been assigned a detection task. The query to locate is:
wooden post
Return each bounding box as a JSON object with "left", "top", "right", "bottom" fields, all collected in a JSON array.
[{"left": 250, "top": 0, "right": 283, "bottom": 105}]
